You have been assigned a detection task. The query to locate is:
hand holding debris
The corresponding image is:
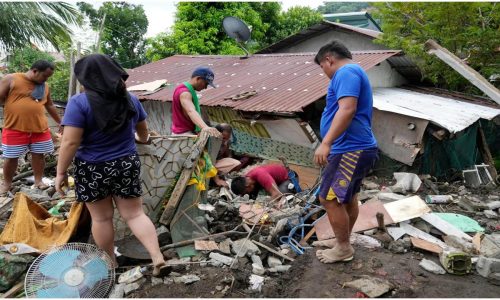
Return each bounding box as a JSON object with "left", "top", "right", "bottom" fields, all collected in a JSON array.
[
  {"left": 55, "top": 173, "right": 69, "bottom": 196},
  {"left": 314, "top": 143, "right": 330, "bottom": 166},
  {"left": 202, "top": 127, "right": 222, "bottom": 138}
]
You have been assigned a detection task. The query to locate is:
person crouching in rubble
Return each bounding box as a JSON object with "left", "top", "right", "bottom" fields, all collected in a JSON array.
[
  {"left": 313, "top": 41, "right": 378, "bottom": 264},
  {"left": 230, "top": 164, "right": 297, "bottom": 206},
  {"left": 171, "top": 67, "right": 241, "bottom": 187},
  {"left": 55, "top": 54, "right": 166, "bottom": 276}
]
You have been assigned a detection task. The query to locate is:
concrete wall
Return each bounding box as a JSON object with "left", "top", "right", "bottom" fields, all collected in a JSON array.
[
  {"left": 367, "top": 61, "right": 408, "bottom": 88},
  {"left": 279, "top": 30, "right": 387, "bottom": 53}
]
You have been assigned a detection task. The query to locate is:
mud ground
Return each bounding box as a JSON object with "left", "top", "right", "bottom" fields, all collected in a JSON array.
[{"left": 130, "top": 245, "right": 499, "bottom": 298}]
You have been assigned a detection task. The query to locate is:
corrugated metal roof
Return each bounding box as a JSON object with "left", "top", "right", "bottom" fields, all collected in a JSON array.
[
  {"left": 257, "top": 21, "right": 380, "bottom": 54},
  {"left": 128, "top": 51, "right": 401, "bottom": 113},
  {"left": 373, "top": 88, "right": 500, "bottom": 133}
]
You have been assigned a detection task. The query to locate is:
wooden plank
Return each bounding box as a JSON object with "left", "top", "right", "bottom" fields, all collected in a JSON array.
[
  {"left": 159, "top": 131, "right": 211, "bottom": 225},
  {"left": 299, "top": 227, "right": 316, "bottom": 246},
  {"left": 1, "top": 281, "right": 24, "bottom": 298},
  {"left": 252, "top": 240, "right": 294, "bottom": 262},
  {"left": 384, "top": 196, "right": 431, "bottom": 223},
  {"left": 477, "top": 125, "right": 498, "bottom": 180},
  {"left": 472, "top": 233, "right": 483, "bottom": 253},
  {"left": 314, "top": 200, "right": 393, "bottom": 240},
  {"left": 410, "top": 237, "right": 443, "bottom": 254},
  {"left": 420, "top": 213, "right": 472, "bottom": 241},
  {"left": 194, "top": 240, "right": 219, "bottom": 251}
]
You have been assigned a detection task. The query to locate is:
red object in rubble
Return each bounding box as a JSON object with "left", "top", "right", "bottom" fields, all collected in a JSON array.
[{"left": 355, "top": 292, "right": 368, "bottom": 298}]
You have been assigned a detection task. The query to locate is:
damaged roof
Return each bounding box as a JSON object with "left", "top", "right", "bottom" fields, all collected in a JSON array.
[
  {"left": 127, "top": 50, "right": 401, "bottom": 113},
  {"left": 373, "top": 87, "right": 500, "bottom": 133}
]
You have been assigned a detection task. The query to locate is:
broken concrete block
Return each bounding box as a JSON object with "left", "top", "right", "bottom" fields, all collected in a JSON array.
[
  {"left": 377, "top": 192, "right": 407, "bottom": 203},
  {"left": 480, "top": 235, "right": 500, "bottom": 258},
  {"left": 486, "top": 201, "right": 500, "bottom": 210},
  {"left": 344, "top": 276, "right": 393, "bottom": 298},
  {"left": 391, "top": 173, "right": 421, "bottom": 193},
  {"left": 443, "top": 235, "right": 477, "bottom": 254},
  {"left": 484, "top": 210, "right": 498, "bottom": 219},
  {"left": 267, "top": 256, "right": 282, "bottom": 268},
  {"left": 109, "top": 283, "right": 125, "bottom": 298},
  {"left": 267, "top": 265, "right": 291, "bottom": 273},
  {"left": 231, "top": 239, "right": 260, "bottom": 257},
  {"left": 251, "top": 254, "right": 263, "bottom": 267},
  {"left": 151, "top": 277, "right": 164, "bottom": 286},
  {"left": 419, "top": 259, "right": 446, "bottom": 274},
  {"left": 363, "top": 180, "right": 380, "bottom": 190},
  {"left": 209, "top": 252, "right": 234, "bottom": 265},
  {"left": 124, "top": 278, "right": 146, "bottom": 295},
  {"left": 252, "top": 263, "right": 266, "bottom": 275},
  {"left": 218, "top": 238, "right": 232, "bottom": 255},
  {"left": 249, "top": 274, "right": 265, "bottom": 291},
  {"left": 476, "top": 256, "right": 500, "bottom": 278},
  {"left": 173, "top": 274, "right": 201, "bottom": 284}
]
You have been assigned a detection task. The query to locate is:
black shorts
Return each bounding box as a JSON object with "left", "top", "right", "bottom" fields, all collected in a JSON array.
[{"left": 74, "top": 154, "right": 142, "bottom": 202}]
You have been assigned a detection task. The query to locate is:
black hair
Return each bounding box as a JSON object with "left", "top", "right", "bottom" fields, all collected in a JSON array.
[
  {"left": 215, "top": 123, "right": 232, "bottom": 133},
  {"left": 314, "top": 40, "right": 352, "bottom": 65},
  {"left": 231, "top": 176, "right": 247, "bottom": 195},
  {"left": 30, "top": 60, "right": 55, "bottom": 72}
]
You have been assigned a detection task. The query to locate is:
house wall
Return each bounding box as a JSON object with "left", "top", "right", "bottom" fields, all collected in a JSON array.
[
  {"left": 279, "top": 30, "right": 387, "bottom": 53},
  {"left": 366, "top": 61, "right": 408, "bottom": 88}
]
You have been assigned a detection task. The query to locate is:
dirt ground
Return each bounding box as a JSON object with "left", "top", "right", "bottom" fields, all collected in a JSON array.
[{"left": 130, "top": 245, "right": 500, "bottom": 298}]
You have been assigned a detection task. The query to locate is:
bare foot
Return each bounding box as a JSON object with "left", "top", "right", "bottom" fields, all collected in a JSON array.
[
  {"left": 0, "top": 183, "right": 11, "bottom": 196},
  {"left": 316, "top": 245, "right": 354, "bottom": 264},
  {"left": 312, "top": 238, "right": 337, "bottom": 248}
]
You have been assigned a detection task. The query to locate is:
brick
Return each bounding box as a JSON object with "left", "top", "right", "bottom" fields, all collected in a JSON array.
[{"left": 476, "top": 256, "right": 500, "bottom": 278}]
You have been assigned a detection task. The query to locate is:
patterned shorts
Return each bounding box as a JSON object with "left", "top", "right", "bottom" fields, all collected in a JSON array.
[
  {"left": 74, "top": 154, "right": 142, "bottom": 203},
  {"left": 319, "top": 148, "right": 378, "bottom": 204}
]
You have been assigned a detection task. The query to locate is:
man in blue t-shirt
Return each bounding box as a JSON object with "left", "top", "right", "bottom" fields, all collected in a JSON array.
[{"left": 313, "top": 41, "right": 379, "bottom": 264}]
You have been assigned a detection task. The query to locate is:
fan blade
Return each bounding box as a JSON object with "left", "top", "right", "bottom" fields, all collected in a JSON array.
[
  {"left": 83, "top": 257, "right": 109, "bottom": 287},
  {"left": 39, "top": 249, "right": 81, "bottom": 279},
  {"left": 36, "top": 285, "right": 80, "bottom": 298}
]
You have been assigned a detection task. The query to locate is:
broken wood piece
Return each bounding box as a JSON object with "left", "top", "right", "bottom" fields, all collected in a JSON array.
[
  {"left": 400, "top": 222, "right": 447, "bottom": 249},
  {"left": 160, "top": 230, "right": 246, "bottom": 251},
  {"left": 376, "top": 212, "right": 387, "bottom": 233},
  {"left": 299, "top": 227, "right": 316, "bottom": 246},
  {"left": 194, "top": 240, "right": 219, "bottom": 251},
  {"left": 252, "top": 240, "right": 294, "bottom": 262},
  {"left": 420, "top": 213, "right": 472, "bottom": 241},
  {"left": 160, "top": 131, "right": 211, "bottom": 225},
  {"left": 472, "top": 233, "right": 483, "bottom": 253},
  {"left": 1, "top": 280, "right": 24, "bottom": 298},
  {"left": 411, "top": 237, "right": 443, "bottom": 254},
  {"left": 383, "top": 196, "right": 431, "bottom": 223}
]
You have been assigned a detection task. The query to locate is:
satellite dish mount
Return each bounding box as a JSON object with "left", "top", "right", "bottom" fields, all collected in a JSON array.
[{"left": 222, "top": 16, "right": 251, "bottom": 59}]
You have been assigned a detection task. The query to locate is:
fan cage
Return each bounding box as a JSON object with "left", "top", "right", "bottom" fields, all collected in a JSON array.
[{"left": 25, "top": 243, "right": 115, "bottom": 298}]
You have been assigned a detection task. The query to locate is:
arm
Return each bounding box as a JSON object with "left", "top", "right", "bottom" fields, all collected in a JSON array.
[
  {"left": 179, "top": 92, "right": 221, "bottom": 137},
  {"left": 44, "top": 90, "right": 63, "bottom": 133},
  {"left": 0, "top": 75, "right": 13, "bottom": 105},
  {"left": 55, "top": 126, "right": 83, "bottom": 194},
  {"left": 314, "top": 97, "right": 357, "bottom": 166},
  {"left": 135, "top": 120, "right": 149, "bottom": 143}
]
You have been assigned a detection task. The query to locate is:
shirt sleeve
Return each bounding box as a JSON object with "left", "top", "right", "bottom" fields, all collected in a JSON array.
[
  {"left": 132, "top": 94, "right": 147, "bottom": 122},
  {"left": 61, "top": 96, "right": 86, "bottom": 128},
  {"left": 334, "top": 67, "right": 361, "bottom": 100}
]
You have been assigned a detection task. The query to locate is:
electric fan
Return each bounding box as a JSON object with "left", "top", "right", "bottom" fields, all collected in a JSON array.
[{"left": 24, "top": 243, "right": 115, "bottom": 298}]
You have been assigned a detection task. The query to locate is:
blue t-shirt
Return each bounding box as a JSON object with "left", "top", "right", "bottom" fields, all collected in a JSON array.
[
  {"left": 62, "top": 93, "right": 147, "bottom": 163},
  {"left": 320, "top": 64, "right": 377, "bottom": 155}
]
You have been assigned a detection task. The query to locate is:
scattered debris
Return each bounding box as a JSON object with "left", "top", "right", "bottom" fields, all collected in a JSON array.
[
  {"left": 249, "top": 274, "right": 265, "bottom": 291},
  {"left": 123, "top": 278, "right": 146, "bottom": 295},
  {"left": 173, "top": 274, "right": 201, "bottom": 284},
  {"left": 476, "top": 256, "right": 500, "bottom": 279},
  {"left": 439, "top": 250, "right": 472, "bottom": 275},
  {"left": 344, "top": 276, "right": 394, "bottom": 298},
  {"left": 419, "top": 258, "right": 446, "bottom": 274},
  {"left": 194, "top": 240, "right": 219, "bottom": 251},
  {"left": 209, "top": 252, "right": 234, "bottom": 266}
]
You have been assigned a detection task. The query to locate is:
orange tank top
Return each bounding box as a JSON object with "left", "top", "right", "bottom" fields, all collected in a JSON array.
[{"left": 3, "top": 73, "right": 49, "bottom": 133}]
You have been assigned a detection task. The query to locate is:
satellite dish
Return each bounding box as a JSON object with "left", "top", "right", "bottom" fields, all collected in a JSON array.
[{"left": 222, "top": 16, "right": 251, "bottom": 58}]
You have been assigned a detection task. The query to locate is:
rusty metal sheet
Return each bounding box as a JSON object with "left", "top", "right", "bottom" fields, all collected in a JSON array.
[{"left": 127, "top": 51, "right": 401, "bottom": 114}]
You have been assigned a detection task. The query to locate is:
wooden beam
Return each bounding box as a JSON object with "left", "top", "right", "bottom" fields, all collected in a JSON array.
[
  {"left": 477, "top": 124, "right": 498, "bottom": 181},
  {"left": 425, "top": 39, "right": 500, "bottom": 104},
  {"left": 159, "top": 131, "right": 210, "bottom": 225},
  {"left": 1, "top": 281, "right": 24, "bottom": 298}
]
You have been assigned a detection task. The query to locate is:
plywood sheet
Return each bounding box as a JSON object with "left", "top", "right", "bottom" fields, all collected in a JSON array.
[
  {"left": 411, "top": 237, "right": 443, "bottom": 254},
  {"left": 194, "top": 240, "right": 219, "bottom": 251},
  {"left": 314, "top": 200, "right": 394, "bottom": 240},
  {"left": 384, "top": 196, "right": 431, "bottom": 223}
]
